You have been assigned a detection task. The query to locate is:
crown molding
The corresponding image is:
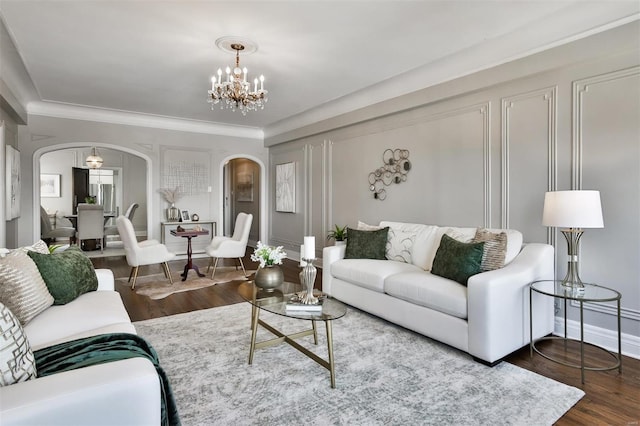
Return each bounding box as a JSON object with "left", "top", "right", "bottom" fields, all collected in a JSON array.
[{"left": 27, "top": 101, "right": 264, "bottom": 140}]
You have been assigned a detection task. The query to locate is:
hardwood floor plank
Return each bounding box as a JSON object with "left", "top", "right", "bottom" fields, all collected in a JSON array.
[{"left": 91, "top": 254, "right": 640, "bottom": 424}]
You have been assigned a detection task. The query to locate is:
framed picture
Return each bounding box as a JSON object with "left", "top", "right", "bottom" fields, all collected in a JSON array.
[
  {"left": 275, "top": 162, "right": 295, "bottom": 213},
  {"left": 236, "top": 171, "right": 253, "bottom": 202},
  {"left": 41, "top": 174, "right": 61, "bottom": 198},
  {"left": 181, "top": 210, "right": 190, "bottom": 222},
  {"left": 5, "top": 145, "right": 21, "bottom": 219}
]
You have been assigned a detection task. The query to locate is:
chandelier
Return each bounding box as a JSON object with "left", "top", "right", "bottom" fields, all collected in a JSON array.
[
  {"left": 207, "top": 43, "right": 267, "bottom": 115},
  {"left": 85, "top": 147, "right": 103, "bottom": 169}
]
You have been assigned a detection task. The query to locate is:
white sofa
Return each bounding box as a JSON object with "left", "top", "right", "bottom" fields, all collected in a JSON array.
[
  {"left": 322, "top": 221, "right": 555, "bottom": 365},
  {"left": 0, "top": 269, "right": 161, "bottom": 425}
]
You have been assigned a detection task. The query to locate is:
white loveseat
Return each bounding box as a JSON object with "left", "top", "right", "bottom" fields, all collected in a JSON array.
[
  {"left": 0, "top": 269, "right": 161, "bottom": 425},
  {"left": 322, "top": 221, "right": 555, "bottom": 365}
]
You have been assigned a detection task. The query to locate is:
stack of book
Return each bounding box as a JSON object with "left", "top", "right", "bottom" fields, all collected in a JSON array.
[{"left": 285, "top": 295, "right": 324, "bottom": 312}]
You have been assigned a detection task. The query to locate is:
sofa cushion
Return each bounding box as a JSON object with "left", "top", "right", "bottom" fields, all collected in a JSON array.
[
  {"left": 0, "top": 251, "right": 54, "bottom": 325},
  {"left": 345, "top": 227, "right": 389, "bottom": 260},
  {"left": 384, "top": 271, "right": 468, "bottom": 319},
  {"left": 0, "top": 301, "right": 37, "bottom": 386},
  {"left": 431, "top": 234, "right": 484, "bottom": 285},
  {"left": 331, "top": 259, "right": 421, "bottom": 293},
  {"left": 471, "top": 228, "right": 507, "bottom": 271},
  {"left": 28, "top": 246, "right": 98, "bottom": 305},
  {"left": 23, "top": 291, "right": 132, "bottom": 350},
  {"left": 379, "top": 221, "right": 439, "bottom": 270}
]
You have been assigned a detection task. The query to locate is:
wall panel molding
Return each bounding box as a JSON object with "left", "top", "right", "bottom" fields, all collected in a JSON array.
[
  {"left": 571, "top": 65, "right": 640, "bottom": 321},
  {"left": 572, "top": 66, "right": 640, "bottom": 188},
  {"left": 501, "top": 86, "right": 557, "bottom": 238}
]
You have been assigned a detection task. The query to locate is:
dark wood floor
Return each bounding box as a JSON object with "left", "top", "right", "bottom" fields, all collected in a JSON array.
[{"left": 92, "top": 254, "right": 640, "bottom": 425}]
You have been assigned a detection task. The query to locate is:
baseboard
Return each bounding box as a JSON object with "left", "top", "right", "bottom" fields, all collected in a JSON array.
[{"left": 554, "top": 317, "right": 640, "bottom": 360}]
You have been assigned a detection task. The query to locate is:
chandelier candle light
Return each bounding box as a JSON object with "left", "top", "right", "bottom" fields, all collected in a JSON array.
[
  {"left": 208, "top": 41, "right": 267, "bottom": 115},
  {"left": 542, "top": 190, "right": 604, "bottom": 291},
  {"left": 299, "top": 236, "right": 318, "bottom": 305}
]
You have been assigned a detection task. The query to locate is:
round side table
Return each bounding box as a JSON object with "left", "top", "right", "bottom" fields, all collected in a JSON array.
[{"left": 529, "top": 280, "right": 622, "bottom": 384}]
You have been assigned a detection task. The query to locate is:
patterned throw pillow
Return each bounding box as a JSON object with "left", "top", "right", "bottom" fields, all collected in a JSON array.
[
  {"left": 471, "top": 228, "right": 507, "bottom": 272},
  {"left": 386, "top": 229, "right": 415, "bottom": 263},
  {"left": 431, "top": 234, "right": 485, "bottom": 286},
  {"left": 0, "top": 302, "right": 37, "bottom": 386},
  {"left": 28, "top": 246, "right": 98, "bottom": 305},
  {"left": 345, "top": 227, "right": 390, "bottom": 260},
  {"left": 0, "top": 250, "right": 54, "bottom": 324},
  {"left": 357, "top": 221, "right": 381, "bottom": 231},
  {"left": 0, "top": 240, "right": 49, "bottom": 258}
]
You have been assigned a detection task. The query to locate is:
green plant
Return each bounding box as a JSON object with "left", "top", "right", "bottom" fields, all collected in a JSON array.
[
  {"left": 48, "top": 244, "right": 62, "bottom": 253},
  {"left": 84, "top": 196, "right": 96, "bottom": 204},
  {"left": 327, "top": 224, "right": 348, "bottom": 242}
]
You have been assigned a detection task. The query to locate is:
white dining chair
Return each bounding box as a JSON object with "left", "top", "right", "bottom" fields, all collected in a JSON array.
[{"left": 76, "top": 203, "right": 105, "bottom": 253}]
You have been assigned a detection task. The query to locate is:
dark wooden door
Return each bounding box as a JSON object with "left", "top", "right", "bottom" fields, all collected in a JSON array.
[{"left": 72, "top": 167, "right": 89, "bottom": 214}]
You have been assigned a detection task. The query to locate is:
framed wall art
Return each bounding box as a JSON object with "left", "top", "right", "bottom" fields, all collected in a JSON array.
[
  {"left": 236, "top": 171, "right": 254, "bottom": 202},
  {"left": 275, "top": 162, "right": 295, "bottom": 213},
  {"left": 41, "top": 174, "right": 61, "bottom": 198}
]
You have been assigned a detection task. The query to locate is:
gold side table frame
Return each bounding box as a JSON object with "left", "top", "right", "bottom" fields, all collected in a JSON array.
[{"left": 238, "top": 281, "right": 346, "bottom": 389}]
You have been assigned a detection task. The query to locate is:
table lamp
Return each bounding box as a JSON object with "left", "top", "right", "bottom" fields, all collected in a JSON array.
[{"left": 542, "top": 190, "right": 604, "bottom": 288}]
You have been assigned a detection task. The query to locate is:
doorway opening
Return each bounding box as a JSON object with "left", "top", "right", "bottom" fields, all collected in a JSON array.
[{"left": 223, "top": 158, "right": 260, "bottom": 246}]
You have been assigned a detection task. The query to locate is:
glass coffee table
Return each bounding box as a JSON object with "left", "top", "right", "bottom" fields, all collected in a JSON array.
[{"left": 237, "top": 281, "right": 347, "bottom": 388}]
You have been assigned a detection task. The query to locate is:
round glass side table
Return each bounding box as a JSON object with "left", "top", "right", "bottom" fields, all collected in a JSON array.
[{"left": 529, "top": 280, "right": 622, "bottom": 384}]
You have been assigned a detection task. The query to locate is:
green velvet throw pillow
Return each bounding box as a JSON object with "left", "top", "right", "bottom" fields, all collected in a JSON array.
[
  {"left": 344, "top": 227, "right": 390, "bottom": 260},
  {"left": 431, "top": 234, "right": 485, "bottom": 286},
  {"left": 27, "top": 246, "right": 98, "bottom": 305}
]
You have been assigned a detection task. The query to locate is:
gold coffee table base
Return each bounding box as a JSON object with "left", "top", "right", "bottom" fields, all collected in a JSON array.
[{"left": 249, "top": 307, "right": 337, "bottom": 388}]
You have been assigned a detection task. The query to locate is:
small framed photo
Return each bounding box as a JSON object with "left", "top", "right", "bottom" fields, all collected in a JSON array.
[
  {"left": 41, "top": 174, "right": 61, "bottom": 198},
  {"left": 181, "top": 210, "right": 190, "bottom": 222}
]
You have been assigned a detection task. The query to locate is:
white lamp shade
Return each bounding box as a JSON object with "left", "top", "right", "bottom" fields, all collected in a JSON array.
[{"left": 542, "top": 190, "right": 604, "bottom": 228}]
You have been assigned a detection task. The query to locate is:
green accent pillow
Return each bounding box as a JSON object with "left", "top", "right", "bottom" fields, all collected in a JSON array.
[
  {"left": 27, "top": 246, "right": 98, "bottom": 305},
  {"left": 431, "top": 234, "right": 485, "bottom": 286},
  {"left": 344, "top": 227, "right": 389, "bottom": 260}
]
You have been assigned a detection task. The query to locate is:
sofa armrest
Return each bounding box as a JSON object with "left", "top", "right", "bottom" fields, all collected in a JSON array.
[
  {"left": 0, "top": 358, "right": 160, "bottom": 425},
  {"left": 95, "top": 268, "right": 115, "bottom": 291},
  {"left": 467, "top": 243, "right": 555, "bottom": 363},
  {"left": 322, "top": 245, "right": 346, "bottom": 295}
]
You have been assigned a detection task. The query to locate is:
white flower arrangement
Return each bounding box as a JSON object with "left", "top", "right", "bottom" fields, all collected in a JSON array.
[
  {"left": 251, "top": 241, "right": 287, "bottom": 268},
  {"left": 158, "top": 187, "right": 182, "bottom": 204}
]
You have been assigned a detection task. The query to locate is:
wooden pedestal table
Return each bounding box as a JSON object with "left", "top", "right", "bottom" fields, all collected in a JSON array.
[{"left": 170, "top": 228, "right": 210, "bottom": 281}]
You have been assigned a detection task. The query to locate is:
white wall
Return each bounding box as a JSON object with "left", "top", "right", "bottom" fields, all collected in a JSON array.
[
  {"left": 16, "top": 115, "right": 268, "bottom": 245},
  {"left": 268, "top": 24, "right": 640, "bottom": 354}
]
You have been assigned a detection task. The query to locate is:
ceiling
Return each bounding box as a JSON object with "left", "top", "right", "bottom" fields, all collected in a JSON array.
[{"left": 1, "top": 1, "right": 638, "bottom": 136}]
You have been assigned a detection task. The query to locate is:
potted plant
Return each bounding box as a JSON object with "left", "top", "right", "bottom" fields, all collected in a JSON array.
[
  {"left": 327, "top": 224, "right": 348, "bottom": 245},
  {"left": 251, "top": 241, "right": 287, "bottom": 291}
]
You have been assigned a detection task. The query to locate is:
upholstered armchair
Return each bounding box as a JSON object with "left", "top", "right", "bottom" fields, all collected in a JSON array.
[
  {"left": 40, "top": 206, "right": 76, "bottom": 244},
  {"left": 116, "top": 215, "right": 175, "bottom": 289},
  {"left": 206, "top": 212, "right": 253, "bottom": 279}
]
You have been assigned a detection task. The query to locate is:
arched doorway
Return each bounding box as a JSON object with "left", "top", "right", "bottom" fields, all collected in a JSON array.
[
  {"left": 220, "top": 156, "right": 264, "bottom": 246},
  {"left": 33, "top": 144, "right": 152, "bottom": 242}
]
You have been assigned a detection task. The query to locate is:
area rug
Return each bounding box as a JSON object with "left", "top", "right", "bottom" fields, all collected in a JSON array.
[
  {"left": 134, "top": 303, "right": 584, "bottom": 425},
  {"left": 116, "top": 267, "right": 255, "bottom": 299}
]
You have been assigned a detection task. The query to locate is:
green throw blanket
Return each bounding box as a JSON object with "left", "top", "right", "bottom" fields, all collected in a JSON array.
[{"left": 34, "top": 333, "right": 180, "bottom": 426}]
